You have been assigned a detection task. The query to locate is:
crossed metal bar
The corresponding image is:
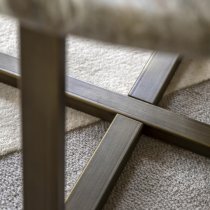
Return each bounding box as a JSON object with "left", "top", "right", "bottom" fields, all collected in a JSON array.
[{"left": 0, "top": 26, "right": 209, "bottom": 210}]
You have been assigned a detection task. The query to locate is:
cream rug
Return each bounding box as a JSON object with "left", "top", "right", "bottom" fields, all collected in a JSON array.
[
  {"left": 0, "top": 80, "right": 210, "bottom": 209},
  {"left": 1, "top": 14, "right": 210, "bottom": 155}
]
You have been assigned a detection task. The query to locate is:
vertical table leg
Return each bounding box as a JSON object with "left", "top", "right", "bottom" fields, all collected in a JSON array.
[{"left": 20, "top": 26, "right": 65, "bottom": 210}]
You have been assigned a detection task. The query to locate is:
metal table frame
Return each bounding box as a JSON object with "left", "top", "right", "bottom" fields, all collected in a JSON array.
[{"left": 0, "top": 26, "right": 209, "bottom": 210}]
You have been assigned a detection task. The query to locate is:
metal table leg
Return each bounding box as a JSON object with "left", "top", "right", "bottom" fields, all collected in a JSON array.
[{"left": 20, "top": 26, "right": 65, "bottom": 210}]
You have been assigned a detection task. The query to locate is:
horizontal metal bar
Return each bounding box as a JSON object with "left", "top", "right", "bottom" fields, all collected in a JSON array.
[
  {"left": 66, "top": 52, "right": 180, "bottom": 210},
  {"left": 0, "top": 53, "right": 209, "bottom": 157},
  {"left": 66, "top": 77, "right": 210, "bottom": 157},
  {"left": 66, "top": 114, "right": 143, "bottom": 210}
]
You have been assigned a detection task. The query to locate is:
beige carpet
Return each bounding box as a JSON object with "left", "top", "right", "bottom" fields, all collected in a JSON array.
[
  {"left": 0, "top": 80, "right": 210, "bottom": 209},
  {"left": 1, "top": 14, "right": 210, "bottom": 156}
]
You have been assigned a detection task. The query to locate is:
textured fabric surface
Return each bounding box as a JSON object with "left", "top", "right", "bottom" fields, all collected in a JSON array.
[
  {"left": 165, "top": 58, "right": 210, "bottom": 96},
  {"left": 104, "top": 136, "right": 210, "bottom": 210},
  {"left": 0, "top": 80, "right": 210, "bottom": 209},
  {"left": 1, "top": 0, "right": 210, "bottom": 57},
  {"left": 0, "top": 121, "right": 109, "bottom": 209},
  {"left": 0, "top": 83, "right": 20, "bottom": 155}
]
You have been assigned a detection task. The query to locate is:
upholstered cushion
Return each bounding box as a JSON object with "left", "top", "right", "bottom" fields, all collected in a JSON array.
[{"left": 0, "top": 0, "right": 210, "bottom": 56}]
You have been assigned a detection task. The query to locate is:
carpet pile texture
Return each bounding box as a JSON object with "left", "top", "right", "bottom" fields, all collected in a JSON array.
[{"left": 0, "top": 81, "right": 210, "bottom": 209}]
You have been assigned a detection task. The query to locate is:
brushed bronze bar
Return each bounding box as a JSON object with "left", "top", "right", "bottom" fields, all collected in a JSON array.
[
  {"left": 66, "top": 114, "right": 143, "bottom": 210},
  {"left": 66, "top": 53, "right": 181, "bottom": 210},
  {"left": 65, "top": 77, "right": 210, "bottom": 157},
  {"left": 0, "top": 53, "right": 209, "bottom": 157},
  {"left": 20, "top": 27, "right": 65, "bottom": 210},
  {"left": 129, "top": 52, "right": 181, "bottom": 104}
]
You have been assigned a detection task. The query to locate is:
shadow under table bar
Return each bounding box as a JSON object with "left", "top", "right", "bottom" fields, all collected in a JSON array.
[
  {"left": 0, "top": 53, "right": 210, "bottom": 157},
  {"left": 66, "top": 52, "right": 180, "bottom": 210}
]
